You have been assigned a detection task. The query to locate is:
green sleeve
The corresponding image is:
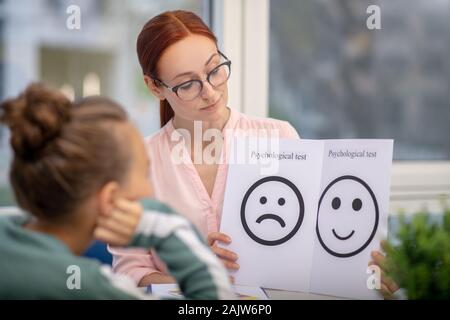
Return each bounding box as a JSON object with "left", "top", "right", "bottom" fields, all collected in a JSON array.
[{"left": 127, "top": 201, "right": 234, "bottom": 300}]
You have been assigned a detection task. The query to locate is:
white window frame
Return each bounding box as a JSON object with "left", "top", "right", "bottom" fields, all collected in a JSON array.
[
  {"left": 211, "top": 0, "right": 450, "bottom": 215},
  {"left": 211, "top": 0, "right": 269, "bottom": 117}
]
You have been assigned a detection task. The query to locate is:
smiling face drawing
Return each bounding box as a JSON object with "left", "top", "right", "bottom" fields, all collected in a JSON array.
[
  {"left": 316, "top": 175, "right": 379, "bottom": 258},
  {"left": 240, "top": 176, "right": 304, "bottom": 246}
]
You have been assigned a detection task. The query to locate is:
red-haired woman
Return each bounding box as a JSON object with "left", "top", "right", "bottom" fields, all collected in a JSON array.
[
  {"left": 109, "top": 9, "right": 299, "bottom": 286},
  {"left": 109, "top": 10, "right": 397, "bottom": 298}
]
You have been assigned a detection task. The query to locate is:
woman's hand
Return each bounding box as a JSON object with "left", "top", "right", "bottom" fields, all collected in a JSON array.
[
  {"left": 207, "top": 232, "right": 240, "bottom": 274},
  {"left": 138, "top": 273, "right": 176, "bottom": 287},
  {"left": 94, "top": 198, "right": 142, "bottom": 247},
  {"left": 368, "top": 240, "right": 400, "bottom": 299}
]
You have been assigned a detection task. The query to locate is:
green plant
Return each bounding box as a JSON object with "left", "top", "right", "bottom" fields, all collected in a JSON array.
[{"left": 385, "top": 206, "right": 450, "bottom": 299}]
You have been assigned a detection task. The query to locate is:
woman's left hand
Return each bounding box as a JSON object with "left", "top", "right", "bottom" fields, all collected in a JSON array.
[{"left": 368, "top": 240, "right": 400, "bottom": 299}]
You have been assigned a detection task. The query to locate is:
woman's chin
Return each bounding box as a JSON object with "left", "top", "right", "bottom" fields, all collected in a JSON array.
[{"left": 199, "top": 104, "right": 226, "bottom": 121}]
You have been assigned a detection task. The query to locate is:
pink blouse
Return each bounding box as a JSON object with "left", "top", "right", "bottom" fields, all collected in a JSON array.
[{"left": 109, "top": 108, "right": 300, "bottom": 284}]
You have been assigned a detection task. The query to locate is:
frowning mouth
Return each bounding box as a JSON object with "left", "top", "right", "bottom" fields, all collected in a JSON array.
[
  {"left": 332, "top": 229, "right": 355, "bottom": 240},
  {"left": 256, "top": 214, "right": 286, "bottom": 227}
]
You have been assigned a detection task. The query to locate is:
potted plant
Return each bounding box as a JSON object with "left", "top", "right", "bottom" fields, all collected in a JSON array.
[{"left": 384, "top": 205, "right": 450, "bottom": 299}]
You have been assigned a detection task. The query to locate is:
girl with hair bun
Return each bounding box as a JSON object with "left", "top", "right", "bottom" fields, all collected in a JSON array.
[{"left": 0, "top": 83, "right": 234, "bottom": 299}]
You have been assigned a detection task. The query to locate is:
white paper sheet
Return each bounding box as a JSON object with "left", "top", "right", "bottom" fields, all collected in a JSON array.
[
  {"left": 310, "top": 139, "right": 393, "bottom": 299},
  {"left": 220, "top": 138, "right": 393, "bottom": 299},
  {"left": 221, "top": 138, "right": 323, "bottom": 292}
]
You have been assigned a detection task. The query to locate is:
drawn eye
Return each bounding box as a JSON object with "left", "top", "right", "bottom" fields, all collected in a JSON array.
[
  {"left": 352, "top": 198, "right": 362, "bottom": 211},
  {"left": 278, "top": 198, "right": 285, "bottom": 206},
  {"left": 332, "top": 197, "right": 341, "bottom": 210},
  {"left": 260, "top": 196, "right": 267, "bottom": 204}
]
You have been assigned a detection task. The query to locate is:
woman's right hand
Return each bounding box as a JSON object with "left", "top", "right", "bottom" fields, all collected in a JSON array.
[{"left": 207, "top": 232, "right": 240, "bottom": 273}]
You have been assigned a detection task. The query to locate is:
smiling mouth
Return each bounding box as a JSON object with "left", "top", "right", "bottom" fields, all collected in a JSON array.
[
  {"left": 256, "top": 214, "right": 286, "bottom": 227},
  {"left": 332, "top": 229, "right": 355, "bottom": 240}
]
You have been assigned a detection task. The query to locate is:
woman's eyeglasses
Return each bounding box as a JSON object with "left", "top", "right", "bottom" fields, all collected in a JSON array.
[{"left": 151, "top": 51, "right": 231, "bottom": 102}]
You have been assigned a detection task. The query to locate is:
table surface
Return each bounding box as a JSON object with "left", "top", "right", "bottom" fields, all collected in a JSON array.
[
  {"left": 146, "top": 284, "right": 346, "bottom": 300},
  {"left": 263, "top": 288, "right": 345, "bottom": 300}
]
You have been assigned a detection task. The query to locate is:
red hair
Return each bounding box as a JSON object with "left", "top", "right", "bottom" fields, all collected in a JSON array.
[{"left": 136, "top": 10, "right": 218, "bottom": 127}]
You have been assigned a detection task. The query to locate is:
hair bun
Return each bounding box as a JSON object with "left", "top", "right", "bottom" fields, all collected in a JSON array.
[{"left": 0, "top": 83, "right": 71, "bottom": 160}]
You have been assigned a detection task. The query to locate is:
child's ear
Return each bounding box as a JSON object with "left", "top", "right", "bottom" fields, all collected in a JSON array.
[
  {"left": 144, "top": 75, "right": 165, "bottom": 101},
  {"left": 97, "top": 181, "right": 120, "bottom": 217}
]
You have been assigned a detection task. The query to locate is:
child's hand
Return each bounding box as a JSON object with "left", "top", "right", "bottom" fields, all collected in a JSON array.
[
  {"left": 207, "top": 232, "right": 240, "bottom": 271},
  {"left": 94, "top": 198, "right": 142, "bottom": 247},
  {"left": 368, "top": 240, "right": 400, "bottom": 299}
]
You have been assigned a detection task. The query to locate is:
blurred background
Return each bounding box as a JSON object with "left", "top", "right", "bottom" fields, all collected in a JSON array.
[
  {"left": 0, "top": 0, "right": 203, "bottom": 205},
  {"left": 270, "top": 0, "right": 450, "bottom": 161},
  {"left": 0, "top": 0, "right": 449, "bottom": 213}
]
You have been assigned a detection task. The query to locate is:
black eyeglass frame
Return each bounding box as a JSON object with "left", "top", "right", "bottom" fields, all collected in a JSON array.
[{"left": 150, "top": 51, "right": 231, "bottom": 101}]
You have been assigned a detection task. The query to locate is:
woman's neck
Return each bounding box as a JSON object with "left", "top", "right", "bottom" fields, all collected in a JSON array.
[
  {"left": 25, "top": 217, "right": 94, "bottom": 255},
  {"left": 173, "top": 108, "right": 231, "bottom": 159}
]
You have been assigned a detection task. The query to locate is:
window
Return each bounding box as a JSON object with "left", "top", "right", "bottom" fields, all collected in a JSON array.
[
  {"left": 269, "top": 0, "right": 450, "bottom": 161},
  {"left": 214, "top": 0, "right": 450, "bottom": 214}
]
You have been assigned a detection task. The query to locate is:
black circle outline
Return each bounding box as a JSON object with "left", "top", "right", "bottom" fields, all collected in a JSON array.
[
  {"left": 241, "top": 176, "right": 304, "bottom": 246},
  {"left": 316, "top": 175, "right": 379, "bottom": 258}
]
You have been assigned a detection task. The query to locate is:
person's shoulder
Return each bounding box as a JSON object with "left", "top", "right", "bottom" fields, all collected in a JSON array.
[
  {"left": 0, "top": 215, "right": 12, "bottom": 228},
  {"left": 240, "top": 112, "right": 286, "bottom": 126},
  {"left": 143, "top": 122, "right": 176, "bottom": 158},
  {"left": 0, "top": 213, "right": 28, "bottom": 232},
  {"left": 0, "top": 230, "right": 104, "bottom": 299},
  {"left": 233, "top": 110, "right": 300, "bottom": 138},
  {"left": 144, "top": 126, "right": 167, "bottom": 146}
]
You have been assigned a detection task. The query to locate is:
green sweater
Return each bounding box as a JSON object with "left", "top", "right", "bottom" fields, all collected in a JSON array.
[{"left": 0, "top": 201, "right": 234, "bottom": 299}]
